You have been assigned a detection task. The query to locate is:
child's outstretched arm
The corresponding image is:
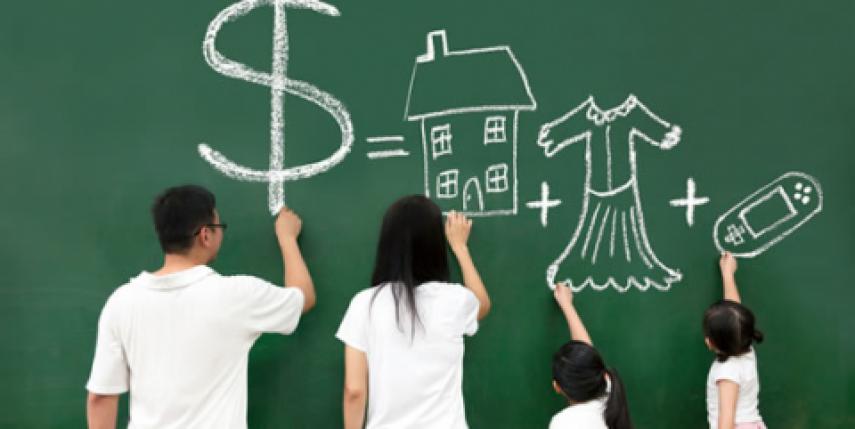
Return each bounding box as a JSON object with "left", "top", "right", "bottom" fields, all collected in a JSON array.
[
  {"left": 446, "top": 211, "right": 491, "bottom": 320},
  {"left": 719, "top": 252, "right": 741, "bottom": 304},
  {"left": 553, "top": 283, "right": 593, "bottom": 345}
]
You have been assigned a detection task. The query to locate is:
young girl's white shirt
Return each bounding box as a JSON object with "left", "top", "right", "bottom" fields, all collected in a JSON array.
[
  {"left": 336, "top": 282, "right": 480, "bottom": 429},
  {"left": 706, "top": 348, "right": 764, "bottom": 428},
  {"left": 549, "top": 397, "right": 608, "bottom": 429}
]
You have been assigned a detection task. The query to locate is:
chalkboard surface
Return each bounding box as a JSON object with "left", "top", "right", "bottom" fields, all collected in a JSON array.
[{"left": 2, "top": 0, "right": 854, "bottom": 427}]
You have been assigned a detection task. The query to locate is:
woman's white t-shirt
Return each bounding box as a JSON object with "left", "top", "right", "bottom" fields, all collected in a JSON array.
[
  {"left": 336, "top": 282, "right": 480, "bottom": 429},
  {"left": 549, "top": 397, "right": 608, "bottom": 429},
  {"left": 706, "top": 348, "right": 764, "bottom": 428}
]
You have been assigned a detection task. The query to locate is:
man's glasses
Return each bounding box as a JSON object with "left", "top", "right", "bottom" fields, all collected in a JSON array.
[{"left": 194, "top": 223, "right": 228, "bottom": 236}]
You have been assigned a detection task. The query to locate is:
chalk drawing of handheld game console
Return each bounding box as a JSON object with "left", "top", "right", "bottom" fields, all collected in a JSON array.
[{"left": 714, "top": 172, "right": 823, "bottom": 258}]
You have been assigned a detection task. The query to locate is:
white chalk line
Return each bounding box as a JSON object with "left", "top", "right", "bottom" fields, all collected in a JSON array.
[
  {"left": 367, "top": 149, "right": 410, "bottom": 159},
  {"left": 713, "top": 171, "right": 823, "bottom": 258},
  {"left": 404, "top": 30, "right": 535, "bottom": 217},
  {"left": 199, "top": 0, "right": 353, "bottom": 214},
  {"left": 591, "top": 206, "right": 612, "bottom": 265},
  {"left": 541, "top": 95, "right": 683, "bottom": 292},
  {"left": 525, "top": 181, "right": 562, "bottom": 227},
  {"left": 580, "top": 202, "right": 602, "bottom": 259},
  {"left": 669, "top": 177, "right": 710, "bottom": 227},
  {"left": 366, "top": 135, "right": 405, "bottom": 143}
]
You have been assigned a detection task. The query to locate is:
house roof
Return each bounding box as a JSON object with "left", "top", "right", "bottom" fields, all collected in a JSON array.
[{"left": 404, "top": 30, "right": 537, "bottom": 121}]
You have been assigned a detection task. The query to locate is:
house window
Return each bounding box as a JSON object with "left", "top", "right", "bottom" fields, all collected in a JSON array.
[
  {"left": 437, "top": 169, "right": 459, "bottom": 199},
  {"left": 431, "top": 124, "right": 452, "bottom": 158},
  {"left": 484, "top": 116, "right": 506, "bottom": 144},
  {"left": 485, "top": 164, "right": 508, "bottom": 193}
]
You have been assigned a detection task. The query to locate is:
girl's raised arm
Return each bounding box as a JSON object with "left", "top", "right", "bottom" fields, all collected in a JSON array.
[
  {"left": 719, "top": 252, "right": 741, "bottom": 304},
  {"left": 553, "top": 284, "right": 593, "bottom": 346}
]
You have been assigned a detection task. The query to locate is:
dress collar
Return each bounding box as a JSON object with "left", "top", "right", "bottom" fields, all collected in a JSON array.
[{"left": 585, "top": 94, "right": 639, "bottom": 125}]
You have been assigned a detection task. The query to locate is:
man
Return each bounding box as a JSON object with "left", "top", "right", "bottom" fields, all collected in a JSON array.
[{"left": 86, "top": 185, "right": 315, "bottom": 428}]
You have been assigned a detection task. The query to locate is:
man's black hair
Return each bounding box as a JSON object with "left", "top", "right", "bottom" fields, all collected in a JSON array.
[{"left": 151, "top": 185, "right": 217, "bottom": 254}]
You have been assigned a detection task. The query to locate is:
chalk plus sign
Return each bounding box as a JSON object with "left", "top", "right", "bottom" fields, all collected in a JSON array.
[
  {"left": 669, "top": 178, "right": 710, "bottom": 227},
  {"left": 526, "top": 182, "right": 562, "bottom": 227},
  {"left": 724, "top": 224, "right": 747, "bottom": 245}
]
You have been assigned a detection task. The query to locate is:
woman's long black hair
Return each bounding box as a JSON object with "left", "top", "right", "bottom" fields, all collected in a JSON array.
[
  {"left": 371, "top": 195, "right": 450, "bottom": 334},
  {"left": 552, "top": 341, "right": 633, "bottom": 429}
]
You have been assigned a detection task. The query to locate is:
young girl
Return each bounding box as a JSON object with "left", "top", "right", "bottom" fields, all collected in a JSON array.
[
  {"left": 705, "top": 252, "right": 765, "bottom": 429},
  {"left": 551, "top": 283, "right": 633, "bottom": 429},
  {"left": 336, "top": 196, "right": 491, "bottom": 429}
]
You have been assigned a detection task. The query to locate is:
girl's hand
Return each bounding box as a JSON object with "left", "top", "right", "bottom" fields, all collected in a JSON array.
[
  {"left": 719, "top": 252, "right": 738, "bottom": 277},
  {"left": 445, "top": 211, "right": 472, "bottom": 251},
  {"left": 553, "top": 283, "right": 574, "bottom": 309}
]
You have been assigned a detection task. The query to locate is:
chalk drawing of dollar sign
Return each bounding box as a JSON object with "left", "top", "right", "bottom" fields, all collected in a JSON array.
[{"left": 198, "top": 0, "right": 354, "bottom": 214}]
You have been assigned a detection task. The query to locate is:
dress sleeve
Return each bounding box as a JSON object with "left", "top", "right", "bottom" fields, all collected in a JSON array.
[
  {"left": 538, "top": 98, "right": 594, "bottom": 158},
  {"left": 629, "top": 99, "right": 682, "bottom": 149}
]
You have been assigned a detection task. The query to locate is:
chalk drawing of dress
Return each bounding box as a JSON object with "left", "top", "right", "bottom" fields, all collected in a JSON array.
[{"left": 537, "top": 95, "right": 682, "bottom": 292}]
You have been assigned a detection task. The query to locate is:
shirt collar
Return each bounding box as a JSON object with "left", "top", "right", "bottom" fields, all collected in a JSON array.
[{"left": 135, "top": 265, "right": 216, "bottom": 290}]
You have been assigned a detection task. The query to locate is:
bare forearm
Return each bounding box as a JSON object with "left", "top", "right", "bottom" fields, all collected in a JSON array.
[
  {"left": 722, "top": 274, "right": 741, "bottom": 303},
  {"left": 343, "top": 394, "right": 366, "bottom": 429},
  {"left": 451, "top": 245, "right": 491, "bottom": 319},
  {"left": 279, "top": 238, "right": 316, "bottom": 312},
  {"left": 87, "top": 394, "right": 118, "bottom": 429},
  {"left": 560, "top": 304, "right": 592, "bottom": 345}
]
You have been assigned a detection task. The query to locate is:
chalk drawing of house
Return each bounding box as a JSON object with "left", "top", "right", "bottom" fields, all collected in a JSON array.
[{"left": 404, "top": 30, "right": 537, "bottom": 216}]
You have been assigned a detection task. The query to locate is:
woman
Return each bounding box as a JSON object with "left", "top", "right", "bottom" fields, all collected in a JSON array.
[{"left": 336, "top": 195, "right": 491, "bottom": 429}]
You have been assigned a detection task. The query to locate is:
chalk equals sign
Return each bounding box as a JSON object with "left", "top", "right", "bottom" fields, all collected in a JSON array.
[{"left": 366, "top": 135, "right": 410, "bottom": 160}]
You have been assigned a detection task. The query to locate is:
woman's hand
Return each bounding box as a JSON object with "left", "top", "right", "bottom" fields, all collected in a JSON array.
[{"left": 445, "top": 211, "right": 472, "bottom": 252}]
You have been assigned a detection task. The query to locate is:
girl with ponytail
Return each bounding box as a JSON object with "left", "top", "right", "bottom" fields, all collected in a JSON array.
[
  {"left": 551, "top": 284, "right": 633, "bottom": 429},
  {"left": 703, "top": 252, "right": 766, "bottom": 429}
]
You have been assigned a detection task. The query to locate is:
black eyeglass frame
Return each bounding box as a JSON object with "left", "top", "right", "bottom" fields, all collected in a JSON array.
[{"left": 194, "top": 223, "right": 228, "bottom": 236}]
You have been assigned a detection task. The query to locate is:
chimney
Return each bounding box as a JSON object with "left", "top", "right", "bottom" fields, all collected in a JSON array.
[{"left": 418, "top": 30, "right": 448, "bottom": 62}]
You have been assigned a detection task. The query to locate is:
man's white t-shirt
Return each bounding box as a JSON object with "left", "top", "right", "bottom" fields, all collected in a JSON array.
[
  {"left": 336, "top": 282, "right": 480, "bottom": 429},
  {"left": 549, "top": 397, "right": 608, "bottom": 429},
  {"left": 706, "top": 348, "right": 764, "bottom": 428},
  {"left": 86, "top": 265, "right": 304, "bottom": 429}
]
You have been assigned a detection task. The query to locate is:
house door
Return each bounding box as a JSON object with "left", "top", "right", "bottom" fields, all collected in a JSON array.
[{"left": 463, "top": 177, "right": 484, "bottom": 212}]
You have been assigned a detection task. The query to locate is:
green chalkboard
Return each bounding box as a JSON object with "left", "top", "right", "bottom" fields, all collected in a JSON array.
[{"left": 2, "top": 0, "right": 854, "bottom": 427}]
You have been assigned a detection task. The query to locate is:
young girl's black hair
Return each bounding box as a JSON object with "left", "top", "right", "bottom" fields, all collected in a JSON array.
[
  {"left": 703, "top": 300, "right": 764, "bottom": 362},
  {"left": 370, "top": 195, "right": 450, "bottom": 335},
  {"left": 552, "top": 340, "right": 633, "bottom": 429}
]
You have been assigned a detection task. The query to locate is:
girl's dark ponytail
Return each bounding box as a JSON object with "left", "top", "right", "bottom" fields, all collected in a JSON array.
[
  {"left": 752, "top": 328, "right": 764, "bottom": 343},
  {"left": 552, "top": 342, "right": 634, "bottom": 429},
  {"left": 603, "top": 367, "right": 633, "bottom": 429}
]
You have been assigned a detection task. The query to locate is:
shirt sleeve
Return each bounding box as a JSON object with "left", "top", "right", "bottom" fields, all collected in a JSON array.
[
  {"left": 336, "top": 293, "right": 370, "bottom": 352},
  {"left": 234, "top": 276, "right": 305, "bottom": 335},
  {"left": 86, "top": 297, "right": 129, "bottom": 395},
  {"left": 712, "top": 359, "right": 743, "bottom": 385},
  {"left": 457, "top": 288, "right": 480, "bottom": 337}
]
